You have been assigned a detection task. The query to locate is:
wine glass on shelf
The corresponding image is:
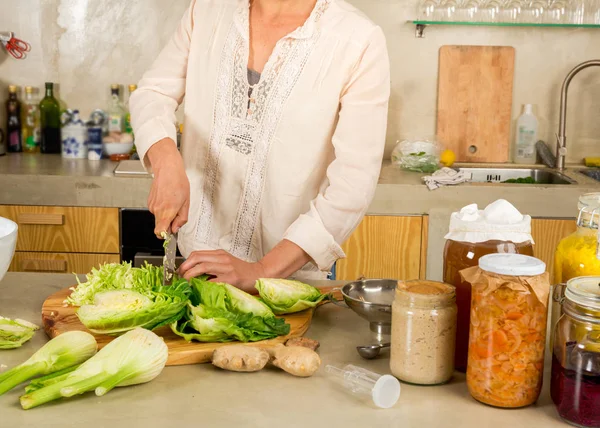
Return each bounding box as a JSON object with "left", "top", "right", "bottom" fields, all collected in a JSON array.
[
  {"left": 521, "top": 0, "right": 546, "bottom": 23},
  {"left": 544, "top": 0, "right": 567, "bottom": 23},
  {"left": 586, "top": 0, "right": 600, "bottom": 24},
  {"left": 480, "top": 0, "right": 503, "bottom": 22},
  {"left": 502, "top": 0, "right": 522, "bottom": 22},
  {"left": 457, "top": 0, "right": 480, "bottom": 21},
  {"left": 440, "top": 0, "right": 460, "bottom": 21},
  {"left": 566, "top": 0, "right": 585, "bottom": 24},
  {"left": 417, "top": 0, "right": 443, "bottom": 21}
]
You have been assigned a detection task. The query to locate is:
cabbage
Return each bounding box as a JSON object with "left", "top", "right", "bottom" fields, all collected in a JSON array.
[
  {"left": 65, "top": 262, "right": 164, "bottom": 306},
  {"left": 20, "top": 328, "right": 168, "bottom": 409},
  {"left": 0, "top": 316, "right": 39, "bottom": 349},
  {"left": 0, "top": 331, "right": 97, "bottom": 396},
  {"left": 171, "top": 278, "right": 290, "bottom": 342},
  {"left": 255, "top": 279, "right": 327, "bottom": 315},
  {"left": 76, "top": 280, "right": 191, "bottom": 335}
]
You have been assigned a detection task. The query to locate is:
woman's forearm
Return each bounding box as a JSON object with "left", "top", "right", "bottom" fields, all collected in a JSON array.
[{"left": 258, "top": 239, "right": 312, "bottom": 279}]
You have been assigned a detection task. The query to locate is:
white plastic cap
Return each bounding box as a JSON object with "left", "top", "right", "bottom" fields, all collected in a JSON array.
[
  {"left": 372, "top": 375, "right": 401, "bottom": 409},
  {"left": 479, "top": 253, "right": 546, "bottom": 276},
  {"left": 524, "top": 104, "right": 534, "bottom": 114}
]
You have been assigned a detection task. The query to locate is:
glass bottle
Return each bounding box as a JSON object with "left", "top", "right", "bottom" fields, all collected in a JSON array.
[
  {"left": 444, "top": 200, "right": 534, "bottom": 372},
  {"left": 552, "top": 276, "right": 600, "bottom": 427},
  {"left": 465, "top": 254, "right": 549, "bottom": 408},
  {"left": 390, "top": 280, "right": 457, "bottom": 385},
  {"left": 21, "top": 86, "right": 41, "bottom": 153},
  {"left": 124, "top": 84, "right": 137, "bottom": 135},
  {"left": 39, "top": 82, "right": 61, "bottom": 154},
  {"left": 6, "top": 85, "right": 22, "bottom": 153},
  {"left": 108, "top": 84, "right": 126, "bottom": 134}
]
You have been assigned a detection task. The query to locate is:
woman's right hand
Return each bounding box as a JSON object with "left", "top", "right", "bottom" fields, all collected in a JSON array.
[{"left": 146, "top": 138, "right": 190, "bottom": 237}]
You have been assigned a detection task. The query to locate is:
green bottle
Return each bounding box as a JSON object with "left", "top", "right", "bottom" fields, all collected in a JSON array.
[{"left": 39, "top": 82, "right": 61, "bottom": 154}]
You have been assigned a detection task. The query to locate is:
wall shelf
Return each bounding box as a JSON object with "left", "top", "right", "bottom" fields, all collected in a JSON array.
[{"left": 410, "top": 20, "right": 600, "bottom": 38}]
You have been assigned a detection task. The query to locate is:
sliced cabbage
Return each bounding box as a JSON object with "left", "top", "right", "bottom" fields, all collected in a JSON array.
[
  {"left": 0, "top": 316, "right": 39, "bottom": 349},
  {"left": 255, "top": 278, "right": 327, "bottom": 315},
  {"left": 76, "top": 280, "right": 191, "bottom": 335},
  {"left": 65, "top": 262, "right": 164, "bottom": 306},
  {"left": 20, "top": 328, "right": 168, "bottom": 409},
  {"left": 171, "top": 278, "right": 290, "bottom": 343}
]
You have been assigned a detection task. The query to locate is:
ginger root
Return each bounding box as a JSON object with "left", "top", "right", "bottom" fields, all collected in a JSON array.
[
  {"left": 270, "top": 344, "right": 321, "bottom": 377},
  {"left": 212, "top": 345, "right": 270, "bottom": 372},
  {"left": 285, "top": 337, "right": 320, "bottom": 351}
]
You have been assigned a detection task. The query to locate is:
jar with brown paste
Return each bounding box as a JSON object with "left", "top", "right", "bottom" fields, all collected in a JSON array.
[{"left": 390, "top": 280, "right": 457, "bottom": 385}]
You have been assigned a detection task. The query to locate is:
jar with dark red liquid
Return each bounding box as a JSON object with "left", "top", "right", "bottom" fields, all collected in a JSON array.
[
  {"left": 552, "top": 276, "right": 600, "bottom": 427},
  {"left": 443, "top": 200, "right": 534, "bottom": 372}
]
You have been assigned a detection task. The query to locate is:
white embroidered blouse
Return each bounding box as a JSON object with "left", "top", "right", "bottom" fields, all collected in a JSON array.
[{"left": 130, "top": 0, "right": 390, "bottom": 279}]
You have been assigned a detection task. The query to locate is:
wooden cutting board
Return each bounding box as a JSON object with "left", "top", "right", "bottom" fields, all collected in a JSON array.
[
  {"left": 437, "top": 45, "right": 515, "bottom": 163},
  {"left": 42, "top": 287, "right": 317, "bottom": 366}
]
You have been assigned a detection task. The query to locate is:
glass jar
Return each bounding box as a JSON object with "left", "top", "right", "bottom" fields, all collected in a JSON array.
[
  {"left": 444, "top": 200, "right": 534, "bottom": 372},
  {"left": 552, "top": 193, "right": 600, "bottom": 347},
  {"left": 390, "top": 280, "right": 457, "bottom": 385},
  {"left": 551, "top": 277, "right": 600, "bottom": 428},
  {"left": 463, "top": 254, "right": 549, "bottom": 408},
  {"left": 445, "top": 239, "right": 534, "bottom": 372}
]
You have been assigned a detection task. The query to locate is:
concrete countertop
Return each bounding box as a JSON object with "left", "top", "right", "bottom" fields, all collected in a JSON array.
[
  {"left": 1, "top": 153, "right": 599, "bottom": 216},
  {"left": 0, "top": 273, "right": 566, "bottom": 428}
]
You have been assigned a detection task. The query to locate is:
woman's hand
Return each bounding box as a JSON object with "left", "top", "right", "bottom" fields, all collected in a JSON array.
[
  {"left": 146, "top": 138, "right": 190, "bottom": 237},
  {"left": 178, "top": 250, "right": 266, "bottom": 291}
]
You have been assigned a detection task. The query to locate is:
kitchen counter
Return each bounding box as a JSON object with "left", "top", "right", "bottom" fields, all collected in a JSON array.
[
  {"left": 0, "top": 273, "right": 565, "bottom": 428},
  {"left": 1, "top": 153, "right": 600, "bottom": 217}
]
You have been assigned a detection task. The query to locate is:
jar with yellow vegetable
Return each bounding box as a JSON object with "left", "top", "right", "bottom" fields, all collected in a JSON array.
[{"left": 552, "top": 193, "right": 600, "bottom": 347}]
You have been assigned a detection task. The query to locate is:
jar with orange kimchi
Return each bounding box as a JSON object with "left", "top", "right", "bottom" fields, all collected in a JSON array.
[{"left": 461, "top": 253, "right": 550, "bottom": 408}]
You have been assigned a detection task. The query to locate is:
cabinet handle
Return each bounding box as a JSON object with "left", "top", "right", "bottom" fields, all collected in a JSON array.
[
  {"left": 17, "top": 213, "right": 65, "bottom": 225},
  {"left": 20, "top": 259, "right": 67, "bottom": 272}
]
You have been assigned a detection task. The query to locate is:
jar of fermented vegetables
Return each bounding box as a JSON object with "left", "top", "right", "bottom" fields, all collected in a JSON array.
[
  {"left": 552, "top": 277, "right": 600, "bottom": 427},
  {"left": 555, "top": 193, "right": 600, "bottom": 284},
  {"left": 461, "top": 254, "right": 550, "bottom": 408},
  {"left": 444, "top": 200, "right": 534, "bottom": 372}
]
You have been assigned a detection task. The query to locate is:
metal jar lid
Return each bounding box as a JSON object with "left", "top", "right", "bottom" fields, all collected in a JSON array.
[{"left": 565, "top": 276, "right": 600, "bottom": 310}]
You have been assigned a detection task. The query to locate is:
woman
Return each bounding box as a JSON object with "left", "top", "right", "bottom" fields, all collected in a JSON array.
[{"left": 130, "top": 0, "right": 390, "bottom": 291}]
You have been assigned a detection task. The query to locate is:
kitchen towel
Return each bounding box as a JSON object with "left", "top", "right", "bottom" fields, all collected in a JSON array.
[{"left": 423, "top": 167, "right": 472, "bottom": 190}]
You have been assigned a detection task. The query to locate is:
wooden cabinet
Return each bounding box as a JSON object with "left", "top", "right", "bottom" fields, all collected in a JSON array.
[
  {"left": 2, "top": 205, "right": 121, "bottom": 274},
  {"left": 531, "top": 218, "right": 577, "bottom": 284},
  {"left": 0, "top": 205, "right": 119, "bottom": 253},
  {"left": 10, "top": 252, "right": 120, "bottom": 274},
  {"left": 336, "top": 215, "right": 425, "bottom": 281}
]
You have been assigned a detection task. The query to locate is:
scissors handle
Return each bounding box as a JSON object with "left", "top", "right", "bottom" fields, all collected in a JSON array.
[{"left": 10, "top": 37, "right": 30, "bottom": 52}]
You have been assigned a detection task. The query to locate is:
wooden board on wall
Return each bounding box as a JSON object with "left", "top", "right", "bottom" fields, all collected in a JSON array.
[
  {"left": 437, "top": 45, "right": 515, "bottom": 162},
  {"left": 0, "top": 206, "right": 120, "bottom": 254},
  {"left": 9, "top": 252, "right": 120, "bottom": 274},
  {"left": 531, "top": 218, "right": 577, "bottom": 284},
  {"left": 336, "top": 216, "right": 423, "bottom": 281}
]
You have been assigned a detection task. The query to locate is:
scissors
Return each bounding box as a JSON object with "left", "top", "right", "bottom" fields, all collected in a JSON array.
[{"left": 0, "top": 32, "right": 30, "bottom": 59}]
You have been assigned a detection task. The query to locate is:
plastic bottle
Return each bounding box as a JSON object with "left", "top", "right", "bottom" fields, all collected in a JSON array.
[
  {"left": 325, "top": 364, "right": 401, "bottom": 408},
  {"left": 514, "top": 104, "right": 538, "bottom": 164}
]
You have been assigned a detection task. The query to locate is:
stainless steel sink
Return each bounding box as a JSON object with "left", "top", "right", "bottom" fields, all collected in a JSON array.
[
  {"left": 578, "top": 169, "right": 600, "bottom": 182},
  {"left": 456, "top": 168, "right": 576, "bottom": 185}
]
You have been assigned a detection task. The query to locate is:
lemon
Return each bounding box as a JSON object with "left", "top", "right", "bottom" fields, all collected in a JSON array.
[{"left": 440, "top": 150, "right": 456, "bottom": 167}]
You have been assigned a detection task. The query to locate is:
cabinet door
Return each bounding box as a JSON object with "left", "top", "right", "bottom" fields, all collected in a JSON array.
[
  {"left": 531, "top": 218, "right": 577, "bottom": 284},
  {"left": 0, "top": 205, "right": 119, "bottom": 253},
  {"left": 336, "top": 216, "right": 423, "bottom": 281},
  {"left": 9, "top": 252, "right": 120, "bottom": 274}
]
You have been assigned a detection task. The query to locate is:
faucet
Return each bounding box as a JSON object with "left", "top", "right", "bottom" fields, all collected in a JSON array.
[{"left": 556, "top": 59, "right": 600, "bottom": 170}]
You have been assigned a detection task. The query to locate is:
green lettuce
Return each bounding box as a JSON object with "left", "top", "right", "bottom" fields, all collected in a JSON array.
[
  {"left": 255, "top": 279, "right": 327, "bottom": 315},
  {"left": 65, "top": 262, "right": 164, "bottom": 306},
  {"left": 171, "top": 278, "right": 290, "bottom": 342},
  {"left": 76, "top": 280, "right": 191, "bottom": 335},
  {"left": 0, "top": 316, "right": 39, "bottom": 349}
]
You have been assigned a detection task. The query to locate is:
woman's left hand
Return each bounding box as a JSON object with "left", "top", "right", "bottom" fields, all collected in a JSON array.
[{"left": 178, "top": 250, "right": 266, "bottom": 291}]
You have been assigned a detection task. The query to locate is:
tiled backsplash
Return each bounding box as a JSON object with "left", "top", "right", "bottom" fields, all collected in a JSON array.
[{"left": 1, "top": 0, "right": 599, "bottom": 162}]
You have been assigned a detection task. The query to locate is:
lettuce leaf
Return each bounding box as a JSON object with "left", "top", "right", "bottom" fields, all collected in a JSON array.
[
  {"left": 171, "top": 278, "right": 290, "bottom": 343},
  {"left": 255, "top": 278, "right": 327, "bottom": 315}
]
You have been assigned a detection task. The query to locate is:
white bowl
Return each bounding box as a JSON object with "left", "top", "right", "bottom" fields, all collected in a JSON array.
[
  {"left": 103, "top": 142, "right": 134, "bottom": 156},
  {"left": 0, "top": 217, "right": 17, "bottom": 282}
]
